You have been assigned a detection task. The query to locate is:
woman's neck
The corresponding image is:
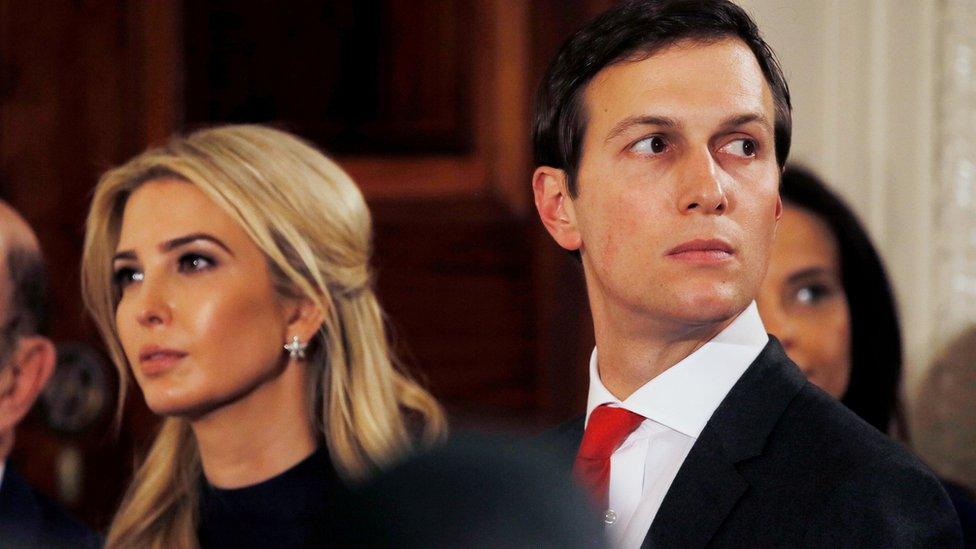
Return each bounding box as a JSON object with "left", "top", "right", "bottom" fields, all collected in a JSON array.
[{"left": 191, "top": 363, "right": 317, "bottom": 489}]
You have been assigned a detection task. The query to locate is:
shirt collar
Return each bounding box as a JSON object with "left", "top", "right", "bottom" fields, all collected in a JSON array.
[{"left": 585, "top": 301, "right": 768, "bottom": 438}]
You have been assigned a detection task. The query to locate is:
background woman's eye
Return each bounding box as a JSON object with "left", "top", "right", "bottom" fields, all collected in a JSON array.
[
  {"left": 112, "top": 267, "right": 143, "bottom": 289},
  {"left": 632, "top": 135, "right": 667, "bottom": 155},
  {"left": 795, "top": 284, "right": 829, "bottom": 305},
  {"left": 724, "top": 138, "right": 757, "bottom": 157},
  {"left": 178, "top": 253, "right": 215, "bottom": 273}
]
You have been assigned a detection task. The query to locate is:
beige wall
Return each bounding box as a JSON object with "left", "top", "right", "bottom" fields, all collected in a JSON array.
[{"left": 737, "top": 0, "right": 940, "bottom": 401}]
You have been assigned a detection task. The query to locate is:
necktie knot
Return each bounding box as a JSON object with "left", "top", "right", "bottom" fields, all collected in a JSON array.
[
  {"left": 573, "top": 405, "right": 645, "bottom": 508},
  {"left": 577, "top": 405, "right": 646, "bottom": 460}
]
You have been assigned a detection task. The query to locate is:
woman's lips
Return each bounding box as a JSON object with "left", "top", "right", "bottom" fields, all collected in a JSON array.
[
  {"left": 138, "top": 346, "right": 187, "bottom": 377},
  {"left": 666, "top": 239, "right": 735, "bottom": 263}
]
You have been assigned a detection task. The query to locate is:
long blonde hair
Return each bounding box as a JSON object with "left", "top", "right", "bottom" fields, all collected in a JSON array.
[{"left": 81, "top": 125, "right": 447, "bottom": 548}]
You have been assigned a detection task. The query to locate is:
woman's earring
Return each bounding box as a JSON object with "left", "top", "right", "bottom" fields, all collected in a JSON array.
[{"left": 283, "top": 336, "right": 308, "bottom": 359}]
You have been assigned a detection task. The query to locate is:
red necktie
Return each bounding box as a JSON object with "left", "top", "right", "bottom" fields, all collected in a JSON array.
[{"left": 573, "top": 405, "right": 645, "bottom": 509}]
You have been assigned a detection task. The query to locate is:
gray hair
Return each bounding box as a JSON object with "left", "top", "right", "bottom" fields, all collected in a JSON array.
[{"left": 0, "top": 245, "right": 47, "bottom": 364}]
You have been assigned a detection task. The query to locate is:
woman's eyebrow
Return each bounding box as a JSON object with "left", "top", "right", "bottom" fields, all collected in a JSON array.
[
  {"left": 111, "top": 250, "right": 136, "bottom": 263},
  {"left": 160, "top": 233, "right": 235, "bottom": 257},
  {"left": 787, "top": 266, "right": 834, "bottom": 284},
  {"left": 112, "top": 233, "right": 235, "bottom": 263}
]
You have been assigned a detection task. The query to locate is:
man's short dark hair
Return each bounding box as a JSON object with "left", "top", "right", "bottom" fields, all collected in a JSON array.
[{"left": 533, "top": 0, "right": 792, "bottom": 197}]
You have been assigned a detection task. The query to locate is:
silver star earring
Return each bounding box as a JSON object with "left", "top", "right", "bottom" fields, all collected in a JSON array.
[{"left": 283, "top": 336, "right": 307, "bottom": 359}]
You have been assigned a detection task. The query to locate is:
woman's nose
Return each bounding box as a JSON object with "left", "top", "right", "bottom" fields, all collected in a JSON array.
[{"left": 134, "top": 279, "right": 172, "bottom": 328}]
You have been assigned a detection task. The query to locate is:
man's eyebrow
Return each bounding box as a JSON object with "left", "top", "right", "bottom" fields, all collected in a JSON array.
[
  {"left": 719, "top": 112, "right": 773, "bottom": 133},
  {"left": 112, "top": 233, "right": 235, "bottom": 262},
  {"left": 605, "top": 115, "right": 680, "bottom": 143}
]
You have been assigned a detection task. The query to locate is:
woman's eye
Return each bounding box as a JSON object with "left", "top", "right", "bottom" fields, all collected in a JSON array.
[
  {"left": 795, "top": 284, "right": 830, "bottom": 305},
  {"left": 112, "top": 267, "right": 143, "bottom": 289},
  {"left": 631, "top": 135, "right": 668, "bottom": 155},
  {"left": 722, "top": 138, "right": 757, "bottom": 158},
  {"left": 178, "top": 253, "right": 215, "bottom": 273}
]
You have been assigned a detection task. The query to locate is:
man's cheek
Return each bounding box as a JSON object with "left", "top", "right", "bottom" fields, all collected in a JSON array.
[{"left": 599, "top": 204, "right": 644, "bottom": 267}]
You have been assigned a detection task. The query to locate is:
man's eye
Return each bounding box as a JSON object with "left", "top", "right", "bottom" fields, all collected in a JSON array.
[
  {"left": 178, "top": 253, "right": 215, "bottom": 273},
  {"left": 631, "top": 136, "right": 668, "bottom": 155},
  {"left": 112, "top": 267, "right": 144, "bottom": 289},
  {"left": 722, "top": 138, "right": 757, "bottom": 158}
]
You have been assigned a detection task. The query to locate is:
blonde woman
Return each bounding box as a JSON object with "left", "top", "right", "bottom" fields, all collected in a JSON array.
[{"left": 81, "top": 125, "right": 446, "bottom": 547}]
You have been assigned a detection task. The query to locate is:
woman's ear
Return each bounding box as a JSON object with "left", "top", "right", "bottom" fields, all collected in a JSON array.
[
  {"left": 0, "top": 336, "right": 56, "bottom": 432},
  {"left": 284, "top": 297, "right": 326, "bottom": 345}
]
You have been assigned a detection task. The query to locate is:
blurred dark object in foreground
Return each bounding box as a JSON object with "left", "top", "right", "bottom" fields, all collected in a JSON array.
[{"left": 350, "top": 432, "right": 605, "bottom": 548}]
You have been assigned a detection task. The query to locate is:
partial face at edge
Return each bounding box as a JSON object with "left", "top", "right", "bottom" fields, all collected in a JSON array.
[
  {"left": 0, "top": 205, "right": 39, "bottom": 365},
  {"left": 0, "top": 253, "right": 14, "bottom": 365},
  {"left": 568, "top": 38, "right": 782, "bottom": 330},
  {"left": 758, "top": 203, "right": 852, "bottom": 397},
  {"left": 112, "top": 179, "right": 295, "bottom": 418}
]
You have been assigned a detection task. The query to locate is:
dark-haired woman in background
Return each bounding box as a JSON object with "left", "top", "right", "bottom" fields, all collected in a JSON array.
[
  {"left": 757, "top": 165, "right": 975, "bottom": 544},
  {"left": 758, "top": 165, "right": 902, "bottom": 435}
]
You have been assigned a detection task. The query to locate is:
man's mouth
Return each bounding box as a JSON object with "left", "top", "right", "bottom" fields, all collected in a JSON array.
[{"left": 666, "top": 239, "right": 735, "bottom": 262}]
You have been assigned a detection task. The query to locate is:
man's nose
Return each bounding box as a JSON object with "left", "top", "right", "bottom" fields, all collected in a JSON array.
[{"left": 676, "top": 149, "right": 729, "bottom": 214}]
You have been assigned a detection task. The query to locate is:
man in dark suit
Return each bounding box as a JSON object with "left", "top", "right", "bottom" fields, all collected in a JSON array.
[
  {"left": 531, "top": 0, "right": 962, "bottom": 546},
  {"left": 0, "top": 201, "right": 99, "bottom": 547}
]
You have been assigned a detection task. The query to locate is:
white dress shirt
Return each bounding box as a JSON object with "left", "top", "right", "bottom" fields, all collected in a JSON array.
[{"left": 584, "top": 302, "right": 769, "bottom": 549}]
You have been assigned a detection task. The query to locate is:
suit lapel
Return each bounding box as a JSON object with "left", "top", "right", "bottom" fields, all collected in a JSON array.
[
  {"left": 643, "top": 338, "right": 806, "bottom": 548},
  {"left": 642, "top": 424, "right": 747, "bottom": 548}
]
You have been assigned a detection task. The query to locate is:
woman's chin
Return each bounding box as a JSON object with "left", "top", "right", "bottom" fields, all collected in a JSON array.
[{"left": 142, "top": 390, "right": 212, "bottom": 419}]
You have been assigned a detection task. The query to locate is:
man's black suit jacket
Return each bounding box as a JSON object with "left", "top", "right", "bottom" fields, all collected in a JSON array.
[
  {"left": 0, "top": 467, "right": 100, "bottom": 548},
  {"left": 546, "top": 339, "right": 963, "bottom": 548}
]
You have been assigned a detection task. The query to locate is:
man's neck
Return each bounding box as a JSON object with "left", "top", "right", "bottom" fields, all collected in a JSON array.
[{"left": 592, "top": 310, "right": 737, "bottom": 401}]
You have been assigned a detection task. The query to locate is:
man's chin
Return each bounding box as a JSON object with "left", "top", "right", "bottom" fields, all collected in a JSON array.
[{"left": 666, "top": 291, "right": 750, "bottom": 328}]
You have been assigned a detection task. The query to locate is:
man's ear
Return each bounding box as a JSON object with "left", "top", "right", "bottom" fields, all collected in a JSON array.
[
  {"left": 533, "top": 166, "right": 582, "bottom": 251},
  {"left": 0, "top": 336, "right": 56, "bottom": 432},
  {"left": 284, "top": 298, "right": 326, "bottom": 349},
  {"left": 775, "top": 194, "right": 783, "bottom": 220}
]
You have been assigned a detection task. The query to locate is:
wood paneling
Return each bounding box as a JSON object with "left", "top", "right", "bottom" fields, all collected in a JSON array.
[
  {"left": 0, "top": 0, "right": 156, "bottom": 529},
  {"left": 0, "top": 0, "right": 614, "bottom": 532},
  {"left": 371, "top": 199, "right": 539, "bottom": 423},
  {"left": 184, "top": 0, "right": 474, "bottom": 155}
]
